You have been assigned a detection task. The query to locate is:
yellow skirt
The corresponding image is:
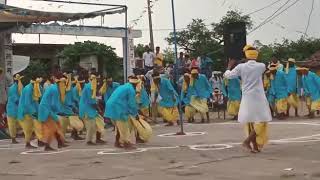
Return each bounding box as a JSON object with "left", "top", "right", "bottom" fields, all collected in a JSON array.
[
  {"left": 96, "top": 115, "right": 105, "bottom": 134},
  {"left": 244, "top": 122, "right": 268, "bottom": 150},
  {"left": 311, "top": 100, "right": 320, "bottom": 112},
  {"left": 227, "top": 100, "right": 240, "bottom": 116},
  {"left": 287, "top": 94, "right": 299, "bottom": 108},
  {"left": 58, "top": 116, "right": 70, "bottom": 136},
  {"left": 306, "top": 96, "right": 312, "bottom": 109},
  {"left": 185, "top": 105, "right": 196, "bottom": 120},
  {"left": 130, "top": 116, "right": 152, "bottom": 142},
  {"left": 7, "top": 116, "right": 18, "bottom": 138},
  {"left": 113, "top": 119, "right": 134, "bottom": 145},
  {"left": 158, "top": 106, "right": 179, "bottom": 123},
  {"left": 33, "top": 119, "right": 44, "bottom": 141},
  {"left": 69, "top": 115, "right": 84, "bottom": 132},
  {"left": 190, "top": 97, "right": 209, "bottom": 113},
  {"left": 42, "top": 117, "right": 64, "bottom": 143},
  {"left": 19, "top": 115, "right": 34, "bottom": 142},
  {"left": 276, "top": 98, "right": 288, "bottom": 114}
]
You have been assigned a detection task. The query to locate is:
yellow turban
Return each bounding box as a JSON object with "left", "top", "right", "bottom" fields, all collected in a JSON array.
[
  {"left": 90, "top": 75, "right": 97, "bottom": 99},
  {"left": 64, "top": 73, "right": 72, "bottom": 91},
  {"left": 14, "top": 74, "right": 24, "bottom": 95},
  {"left": 56, "top": 77, "right": 67, "bottom": 103},
  {"left": 99, "top": 79, "right": 107, "bottom": 95},
  {"left": 243, "top": 45, "right": 259, "bottom": 60},
  {"left": 182, "top": 73, "right": 191, "bottom": 93},
  {"left": 128, "top": 76, "right": 141, "bottom": 84},
  {"left": 31, "top": 78, "right": 42, "bottom": 101},
  {"left": 72, "top": 76, "right": 85, "bottom": 96}
]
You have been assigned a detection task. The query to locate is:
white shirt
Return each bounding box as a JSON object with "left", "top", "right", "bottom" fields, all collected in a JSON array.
[
  {"left": 143, "top": 52, "right": 155, "bottom": 67},
  {"left": 224, "top": 60, "right": 272, "bottom": 123}
]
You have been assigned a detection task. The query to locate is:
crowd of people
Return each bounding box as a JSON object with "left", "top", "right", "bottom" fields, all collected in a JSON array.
[{"left": 1, "top": 43, "right": 319, "bottom": 154}]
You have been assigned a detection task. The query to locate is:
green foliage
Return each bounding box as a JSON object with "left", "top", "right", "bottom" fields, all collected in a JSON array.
[
  {"left": 165, "top": 10, "right": 252, "bottom": 71},
  {"left": 163, "top": 47, "right": 175, "bottom": 66},
  {"left": 212, "top": 10, "right": 253, "bottom": 40},
  {"left": 257, "top": 38, "right": 320, "bottom": 63},
  {"left": 21, "top": 59, "right": 51, "bottom": 85},
  {"left": 59, "top": 41, "right": 120, "bottom": 80},
  {"left": 134, "top": 44, "right": 146, "bottom": 58}
]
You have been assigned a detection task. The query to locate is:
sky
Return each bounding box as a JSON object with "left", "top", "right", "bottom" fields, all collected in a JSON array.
[{"left": 6, "top": 0, "right": 320, "bottom": 56}]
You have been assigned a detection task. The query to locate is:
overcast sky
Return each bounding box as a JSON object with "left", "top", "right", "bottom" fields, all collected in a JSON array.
[{"left": 7, "top": 0, "right": 320, "bottom": 56}]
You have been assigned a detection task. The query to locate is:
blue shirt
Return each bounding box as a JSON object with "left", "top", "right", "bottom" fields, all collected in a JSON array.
[
  {"left": 270, "top": 71, "right": 289, "bottom": 100},
  {"left": 17, "top": 83, "right": 39, "bottom": 120},
  {"left": 302, "top": 72, "right": 320, "bottom": 101},
  {"left": 158, "top": 78, "right": 179, "bottom": 108},
  {"left": 103, "top": 82, "right": 120, "bottom": 104},
  {"left": 190, "top": 74, "right": 212, "bottom": 99},
  {"left": 223, "top": 78, "right": 241, "bottom": 101},
  {"left": 79, "top": 83, "right": 98, "bottom": 120},
  {"left": 104, "top": 83, "right": 138, "bottom": 121},
  {"left": 38, "top": 84, "right": 63, "bottom": 122},
  {"left": 286, "top": 67, "right": 301, "bottom": 94},
  {"left": 6, "top": 83, "right": 20, "bottom": 118}
]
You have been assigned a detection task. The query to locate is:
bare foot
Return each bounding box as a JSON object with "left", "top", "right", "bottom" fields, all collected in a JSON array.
[
  {"left": 58, "top": 143, "right": 69, "bottom": 148},
  {"left": 25, "top": 143, "right": 37, "bottom": 149},
  {"left": 136, "top": 138, "right": 145, "bottom": 144},
  {"left": 242, "top": 141, "right": 252, "bottom": 152},
  {"left": 114, "top": 142, "right": 123, "bottom": 148},
  {"left": 86, "top": 141, "right": 97, "bottom": 146},
  {"left": 44, "top": 146, "right": 56, "bottom": 151},
  {"left": 124, "top": 143, "right": 137, "bottom": 150},
  {"left": 38, "top": 141, "right": 46, "bottom": 147},
  {"left": 96, "top": 139, "right": 107, "bottom": 145},
  {"left": 11, "top": 138, "right": 19, "bottom": 144}
]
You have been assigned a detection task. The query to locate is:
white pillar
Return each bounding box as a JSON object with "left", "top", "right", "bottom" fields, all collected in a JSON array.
[{"left": 122, "top": 34, "right": 135, "bottom": 81}]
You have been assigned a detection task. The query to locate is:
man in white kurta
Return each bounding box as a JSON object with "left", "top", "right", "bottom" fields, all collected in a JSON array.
[{"left": 224, "top": 45, "right": 272, "bottom": 153}]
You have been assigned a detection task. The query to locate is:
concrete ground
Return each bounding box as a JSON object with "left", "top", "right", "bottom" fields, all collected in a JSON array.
[{"left": 1, "top": 115, "right": 320, "bottom": 180}]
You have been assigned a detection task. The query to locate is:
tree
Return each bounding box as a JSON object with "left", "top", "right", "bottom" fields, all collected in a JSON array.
[
  {"left": 58, "top": 41, "right": 120, "bottom": 80},
  {"left": 211, "top": 10, "right": 253, "bottom": 43},
  {"left": 134, "top": 44, "right": 146, "bottom": 58},
  {"left": 165, "top": 10, "right": 253, "bottom": 71},
  {"left": 21, "top": 59, "right": 51, "bottom": 84},
  {"left": 163, "top": 48, "right": 175, "bottom": 65},
  {"left": 257, "top": 38, "right": 320, "bottom": 63}
]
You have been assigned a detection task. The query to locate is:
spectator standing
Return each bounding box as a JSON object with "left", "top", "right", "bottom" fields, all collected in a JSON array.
[
  {"left": 154, "top": 46, "right": 164, "bottom": 67},
  {"left": 143, "top": 46, "right": 155, "bottom": 71}
]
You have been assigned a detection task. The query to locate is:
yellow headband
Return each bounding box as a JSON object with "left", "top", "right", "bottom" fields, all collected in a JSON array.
[
  {"left": 14, "top": 74, "right": 24, "bottom": 80},
  {"left": 129, "top": 78, "right": 140, "bottom": 84},
  {"left": 90, "top": 74, "right": 97, "bottom": 80},
  {"left": 296, "top": 67, "right": 309, "bottom": 71},
  {"left": 31, "top": 78, "right": 42, "bottom": 101},
  {"left": 55, "top": 77, "right": 67, "bottom": 83},
  {"left": 191, "top": 69, "right": 199, "bottom": 74}
]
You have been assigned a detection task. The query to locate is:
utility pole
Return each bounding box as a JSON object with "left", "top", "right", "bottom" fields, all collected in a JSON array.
[{"left": 147, "top": 0, "right": 154, "bottom": 51}]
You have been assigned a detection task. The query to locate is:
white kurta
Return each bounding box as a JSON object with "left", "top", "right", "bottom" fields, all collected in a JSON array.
[{"left": 224, "top": 60, "right": 272, "bottom": 123}]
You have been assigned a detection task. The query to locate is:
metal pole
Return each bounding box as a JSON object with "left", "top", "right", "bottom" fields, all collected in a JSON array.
[
  {"left": 147, "top": 0, "right": 155, "bottom": 51},
  {"left": 171, "top": 0, "right": 184, "bottom": 135},
  {"left": 124, "top": 6, "right": 128, "bottom": 82}
]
